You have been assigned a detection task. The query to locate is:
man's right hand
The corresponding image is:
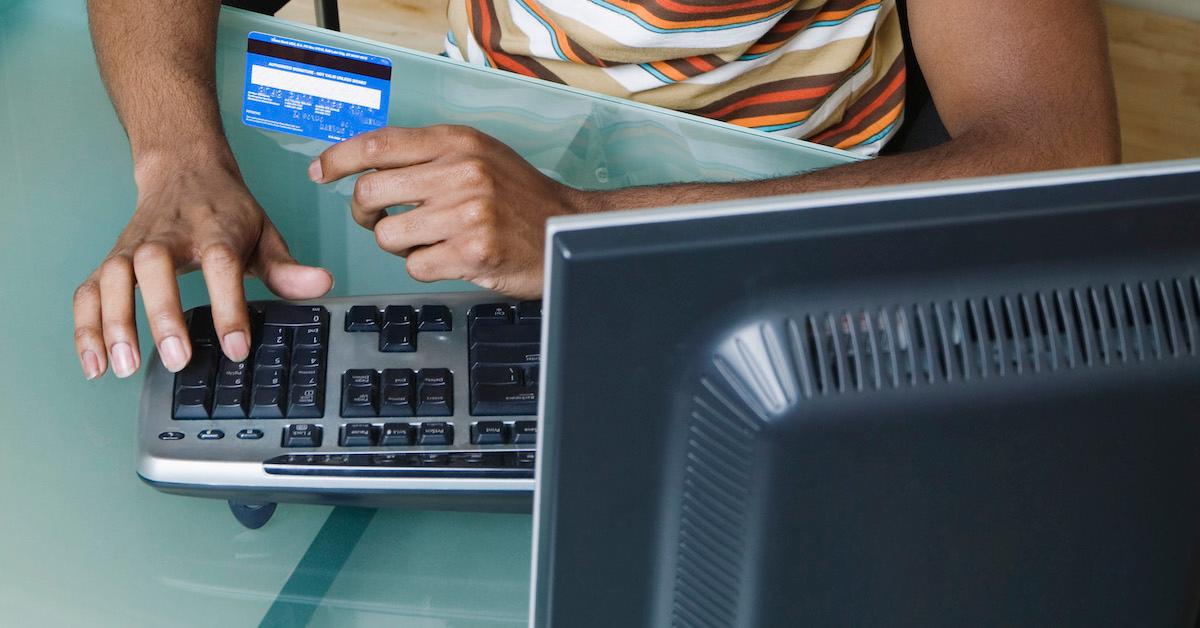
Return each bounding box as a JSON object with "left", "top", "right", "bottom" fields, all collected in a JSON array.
[{"left": 73, "top": 159, "right": 333, "bottom": 380}]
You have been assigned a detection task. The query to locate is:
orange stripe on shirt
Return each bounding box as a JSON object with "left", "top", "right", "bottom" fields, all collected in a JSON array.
[
  {"left": 524, "top": 1, "right": 586, "bottom": 64},
  {"left": 687, "top": 55, "right": 717, "bottom": 72},
  {"left": 653, "top": 0, "right": 789, "bottom": 16},
  {"left": 835, "top": 100, "right": 902, "bottom": 148},
  {"left": 746, "top": 0, "right": 878, "bottom": 54},
  {"left": 706, "top": 85, "right": 834, "bottom": 119},
  {"left": 651, "top": 60, "right": 690, "bottom": 82},
  {"left": 601, "top": 0, "right": 788, "bottom": 30},
  {"left": 728, "top": 109, "right": 814, "bottom": 127},
  {"left": 705, "top": 42, "right": 873, "bottom": 119},
  {"left": 811, "top": 64, "right": 905, "bottom": 143}
]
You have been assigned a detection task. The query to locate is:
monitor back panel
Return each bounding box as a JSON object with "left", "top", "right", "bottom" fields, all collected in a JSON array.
[{"left": 536, "top": 163, "right": 1200, "bottom": 628}]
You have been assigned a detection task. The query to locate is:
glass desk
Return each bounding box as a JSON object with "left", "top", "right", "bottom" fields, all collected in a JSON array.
[{"left": 0, "top": 1, "right": 853, "bottom": 625}]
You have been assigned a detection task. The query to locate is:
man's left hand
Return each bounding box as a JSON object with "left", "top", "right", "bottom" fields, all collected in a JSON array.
[{"left": 310, "top": 125, "right": 591, "bottom": 298}]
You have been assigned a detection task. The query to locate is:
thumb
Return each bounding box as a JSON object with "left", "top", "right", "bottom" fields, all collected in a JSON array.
[{"left": 251, "top": 220, "right": 334, "bottom": 300}]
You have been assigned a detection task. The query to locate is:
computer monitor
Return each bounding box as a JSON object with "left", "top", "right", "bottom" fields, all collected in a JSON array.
[{"left": 533, "top": 159, "right": 1200, "bottom": 627}]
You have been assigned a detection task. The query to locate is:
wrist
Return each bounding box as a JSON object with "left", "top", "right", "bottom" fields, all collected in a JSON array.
[
  {"left": 132, "top": 140, "right": 241, "bottom": 189},
  {"left": 563, "top": 187, "right": 613, "bottom": 215}
]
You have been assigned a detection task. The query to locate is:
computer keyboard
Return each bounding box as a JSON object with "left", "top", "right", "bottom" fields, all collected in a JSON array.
[{"left": 137, "top": 293, "right": 540, "bottom": 516}]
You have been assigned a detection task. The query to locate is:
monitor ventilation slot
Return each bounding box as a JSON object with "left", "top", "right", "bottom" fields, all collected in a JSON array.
[{"left": 786, "top": 278, "right": 1198, "bottom": 399}]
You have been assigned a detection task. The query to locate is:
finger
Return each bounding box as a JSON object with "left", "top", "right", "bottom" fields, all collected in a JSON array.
[
  {"left": 132, "top": 242, "right": 191, "bottom": 372},
  {"left": 402, "top": 243, "right": 474, "bottom": 284},
  {"left": 98, "top": 255, "right": 141, "bottom": 378},
  {"left": 250, "top": 220, "right": 334, "bottom": 300},
  {"left": 373, "top": 204, "right": 469, "bottom": 256},
  {"left": 73, "top": 275, "right": 108, "bottom": 380},
  {"left": 199, "top": 243, "right": 251, "bottom": 362},
  {"left": 311, "top": 125, "right": 486, "bottom": 183},
  {"left": 350, "top": 163, "right": 449, "bottom": 230}
]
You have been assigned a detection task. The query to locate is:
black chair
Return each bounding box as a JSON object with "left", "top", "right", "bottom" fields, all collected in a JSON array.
[{"left": 224, "top": 0, "right": 340, "bottom": 31}]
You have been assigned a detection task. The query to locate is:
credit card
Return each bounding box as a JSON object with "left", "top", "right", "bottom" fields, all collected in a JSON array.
[{"left": 242, "top": 31, "right": 392, "bottom": 143}]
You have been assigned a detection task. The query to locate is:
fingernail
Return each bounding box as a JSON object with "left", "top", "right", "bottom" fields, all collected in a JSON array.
[
  {"left": 160, "top": 336, "right": 187, "bottom": 372},
  {"left": 112, "top": 342, "right": 136, "bottom": 378},
  {"left": 81, "top": 350, "right": 101, "bottom": 380},
  {"left": 224, "top": 331, "right": 250, "bottom": 361},
  {"left": 308, "top": 159, "right": 323, "bottom": 183}
]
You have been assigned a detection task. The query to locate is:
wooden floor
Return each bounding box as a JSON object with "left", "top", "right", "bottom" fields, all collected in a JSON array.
[{"left": 278, "top": 0, "right": 1200, "bottom": 163}]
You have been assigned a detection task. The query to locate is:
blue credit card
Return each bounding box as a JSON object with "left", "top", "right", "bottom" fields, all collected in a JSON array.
[{"left": 242, "top": 32, "right": 392, "bottom": 143}]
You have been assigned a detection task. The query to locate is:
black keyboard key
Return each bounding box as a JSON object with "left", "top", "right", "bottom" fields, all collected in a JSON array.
[
  {"left": 295, "top": 325, "right": 322, "bottom": 347},
  {"left": 516, "top": 300, "right": 542, "bottom": 324},
  {"left": 283, "top": 423, "right": 322, "bottom": 447},
  {"left": 291, "top": 365, "right": 320, "bottom": 388},
  {"left": 255, "top": 345, "right": 288, "bottom": 369},
  {"left": 216, "top": 358, "right": 249, "bottom": 389},
  {"left": 470, "top": 324, "right": 541, "bottom": 345},
  {"left": 525, "top": 365, "right": 540, "bottom": 385},
  {"left": 187, "top": 307, "right": 217, "bottom": 346},
  {"left": 419, "top": 453, "right": 449, "bottom": 465},
  {"left": 249, "top": 386, "right": 286, "bottom": 418},
  {"left": 265, "top": 304, "right": 325, "bottom": 327},
  {"left": 260, "top": 324, "right": 290, "bottom": 347},
  {"left": 469, "top": 303, "right": 512, "bottom": 327},
  {"left": 382, "top": 305, "right": 415, "bottom": 327},
  {"left": 415, "top": 369, "right": 453, "bottom": 416},
  {"left": 159, "top": 431, "right": 185, "bottom": 441},
  {"left": 254, "top": 365, "right": 285, "bottom": 388},
  {"left": 471, "top": 421, "right": 505, "bottom": 445},
  {"left": 381, "top": 368, "right": 414, "bottom": 388},
  {"left": 380, "top": 385, "right": 414, "bottom": 417},
  {"left": 418, "top": 386, "right": 452, "bottom": 416},
  {"left": 345, "top": 369, "right": 378, "bottom": 388},
  {"left": 293, "top": 346, "right": 321, "bottom": 368},
  {"left": 197, "top": 429, "right": 224, "bottom": 441},
  {"left": 379, "top": 423, "right": 414, "bottom": 446},
  {"left": 211, "top": 387, "right": 249, "bottom": 419},
  {"left": 379, "top": 323, "right": 416, "bottom": 352},
  {"left": 418, "top": 368, "right": 451, "bottom": 387},
  {"left": 515, "top": 451, "right": 536, "bottom": 468},
  {"left": 237, "top": 429, "right": 264, "bottom": 440},
  {"left": 173, "top": 386, "right": 211, "bottom": 419},
  {"left": 472, "top": 365, "right": 522, "bottom": 386},
  {"left": 418, "top": 422, "right": 454, "bottom": 445},
  {"left": 288, "top": 385, "right": 323, "bottom": 418},
  {"left": 470, "top": 343, "right": 541, "bottom": 366},
  {"left": 176, "top": 347, "right": 217, "bottom": 388},
  {"left": 341, "top": 369, "right": 378, "bottom": 417},
  {"left": 471, "top": 384, "right": 538, "bottom": 416},
  {"left": 418, "top": 305, "right": 452, "bottom": 331},
  {"left": 511, "top": 420, "right": 538, "bottom": 444},
  {"left": 345, "top": 305, "right": 381, "bottom": 332},
  {"left": 341, "top": 423, "right": 377, "bottom": 447},
  {"left": 342, "top": 385, "right": 377, "bottom": 417}
]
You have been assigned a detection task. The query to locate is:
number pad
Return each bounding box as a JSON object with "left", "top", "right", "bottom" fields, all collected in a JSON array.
[{"left": 173, "top": 303, "right": 329, "bottom": 420}]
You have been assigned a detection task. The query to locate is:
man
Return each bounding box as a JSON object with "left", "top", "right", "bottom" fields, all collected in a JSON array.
[{"left": 74, "top": 0, "right": 1119, "bottom": 380}]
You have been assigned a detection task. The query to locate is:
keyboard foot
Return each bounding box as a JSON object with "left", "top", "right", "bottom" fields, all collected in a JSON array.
[{"left": 228, "top": 500, "right": 277, "bottom": 529}]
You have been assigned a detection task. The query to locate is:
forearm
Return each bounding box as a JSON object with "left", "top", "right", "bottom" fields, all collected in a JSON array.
[
  {"left": 87, "top": 0, "right": 234, "bottom": 178},
  {"left": 585, "top": 121, "right": 1118, "bottom": 212}
]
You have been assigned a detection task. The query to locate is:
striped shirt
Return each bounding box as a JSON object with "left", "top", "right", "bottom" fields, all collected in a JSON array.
[{"left": 444, "top": 0, "right": 906, "bottom": 156}]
